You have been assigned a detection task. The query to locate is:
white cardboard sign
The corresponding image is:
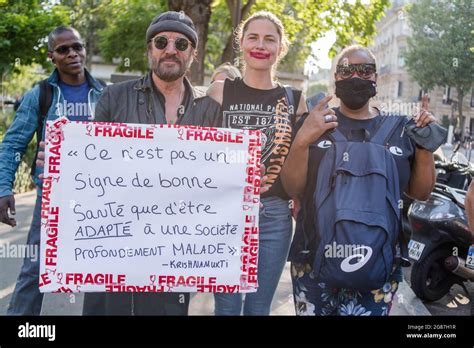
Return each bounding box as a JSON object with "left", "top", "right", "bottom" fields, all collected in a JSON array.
[{"left": 39, "top": 118, "right": 261, "bottom": 293}]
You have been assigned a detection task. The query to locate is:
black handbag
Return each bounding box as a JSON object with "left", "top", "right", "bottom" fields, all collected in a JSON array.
[{"left": 404, "top": 119, "right": 448, "bottom": 152}]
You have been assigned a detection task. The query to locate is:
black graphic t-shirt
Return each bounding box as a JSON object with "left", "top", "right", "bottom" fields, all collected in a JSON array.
[
  {"left": 288, "top": 108, "right": 417, "bottom": 263},
  {"left": 222, "top": 78, "right": 301, "bottom": 199}
]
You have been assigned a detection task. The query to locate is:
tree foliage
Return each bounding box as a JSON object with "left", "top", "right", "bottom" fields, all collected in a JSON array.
[
  {"left": 93, "top": 0, "right": 388, "bottom": 83},
  {"left": 168, "top": 0, "right": 213, "bottom": 85},
  {"left": 0, "top": 0, "right": 390, "bottom": 84},
  {"left": 2, "top": 64, "right": 46, "bottom": 96},
  {"left": 206, "top": 0, "right": 389, "bottom": 74},
  {"left": 60, "top": 0, "right": 113, "bottom": 68},
  {"left": 404, "top": 0, "right": 474, "bottom": 127},
  {"left": 98, "top": 0, "right": 168, "bottom": 73},
  {"left": 0, "top": 0, "right": 386, "bottom": 84},
  {"left": 0, "top": 0, "right": 69, "bottom": 77}
]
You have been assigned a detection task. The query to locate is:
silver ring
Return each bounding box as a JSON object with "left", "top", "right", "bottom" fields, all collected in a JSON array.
[{"left": 324, "top": 115, "right": 333, "bottom": 123}]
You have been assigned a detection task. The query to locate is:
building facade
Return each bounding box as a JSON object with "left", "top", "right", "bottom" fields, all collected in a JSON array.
[{"left": 370, "top": 0, "right": 473, "bottom": 131}]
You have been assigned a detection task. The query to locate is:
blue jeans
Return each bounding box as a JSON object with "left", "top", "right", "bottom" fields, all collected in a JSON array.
[
  {"left": 214, "top": 196, "right": 292, "bottom": 315},
  {"left": 7, "top": 193, "right": 43, "bottom": 315}
]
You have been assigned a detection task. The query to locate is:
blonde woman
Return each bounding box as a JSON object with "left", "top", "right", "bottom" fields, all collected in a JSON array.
[{"left": 207, "top": 11, "right": 307, "bottom": 315}]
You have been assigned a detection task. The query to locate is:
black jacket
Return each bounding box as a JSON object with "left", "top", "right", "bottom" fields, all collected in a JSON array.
[
  {"left": 84, "top": 73, "right": 222, "bottom": 315},
  {"left": 94, "top": 72, "right": 222, "bottom": 126}
]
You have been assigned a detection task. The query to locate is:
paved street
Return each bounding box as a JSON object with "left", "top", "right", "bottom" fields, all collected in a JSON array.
[{"left": 0, "top": 190, "right": 470, "bottom": 316}]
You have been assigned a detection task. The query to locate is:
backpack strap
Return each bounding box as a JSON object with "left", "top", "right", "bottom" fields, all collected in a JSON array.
[
  {"left": 37, "top": 79, "right": 52, "bottom": 143},
  {"left": 283, "top": 85, "right": 296, "bottom": 126},
  {"left": 31, "top": 79, "right": 53, "bottom": 176},
  {"left": 38, "top": 79, "right": 52, "bottom": 120},
  {"left": 370, "top": 114, "right": 410, "bottom": 268},
  {"left": 370, "top": 115, "right": 405, "bottom": 146},
  {"left": 328, "top": 108, "right": 347, "bottom": 142},
  {"left": 328, "top": 128, "right": 347, "bottom": 143}
]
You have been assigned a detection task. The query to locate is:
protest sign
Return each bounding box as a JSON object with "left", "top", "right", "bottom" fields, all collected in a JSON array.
[{"left": 39, "top": 118, "right": 261, "bottom": 293}]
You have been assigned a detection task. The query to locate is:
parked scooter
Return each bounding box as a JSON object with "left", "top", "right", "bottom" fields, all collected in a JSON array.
[
  {"left": 407, "top": 160, "right": 474, "bottom": 301},
  {"left": 401, "top": 144, "right": 472, "bottom": 242},
  {"left": 435, "top": 143, "right": 472, "bottom": 190}
]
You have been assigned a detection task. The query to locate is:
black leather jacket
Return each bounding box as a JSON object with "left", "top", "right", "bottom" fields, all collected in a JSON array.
[
  {"left": 94, "top": 72, "right": 222, "bottom": 127},
  {"left": 84, "top": 72, "right": 221, "bottom": 315}
]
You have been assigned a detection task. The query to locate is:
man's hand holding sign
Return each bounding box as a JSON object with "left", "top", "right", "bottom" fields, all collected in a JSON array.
[{"left": 39, "top": 118, "right": 262, "bottom": 293}]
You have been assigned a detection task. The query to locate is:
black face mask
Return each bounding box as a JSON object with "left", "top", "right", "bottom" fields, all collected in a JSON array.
[{"left": 335, "top": 78, "right": 377, "bottom": 110}]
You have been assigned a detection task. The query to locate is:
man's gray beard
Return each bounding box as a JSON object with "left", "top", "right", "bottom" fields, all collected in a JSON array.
[{"left": 150, "top": 56, "right": 190, "bottom": 82}]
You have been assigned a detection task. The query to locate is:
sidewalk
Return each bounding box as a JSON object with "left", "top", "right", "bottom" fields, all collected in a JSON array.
[{"left": 1, "top": 191, "right": 430, "bottom": 316}]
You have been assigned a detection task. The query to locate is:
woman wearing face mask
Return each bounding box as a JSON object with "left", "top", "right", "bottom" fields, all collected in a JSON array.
[
  {"left": 281, "top": 45, "right": 436, "bottom": 316},
  {"left": 207, "top": 11, "right": 307, "bottom": 315}
]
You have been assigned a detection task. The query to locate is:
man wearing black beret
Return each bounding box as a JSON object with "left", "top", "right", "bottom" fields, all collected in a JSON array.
[{"left": 82, "top": 11, "right": 222, "bottom": 315}]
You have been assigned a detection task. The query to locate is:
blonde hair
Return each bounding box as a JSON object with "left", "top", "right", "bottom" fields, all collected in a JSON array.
[
  {"left": 235, "top": 11, "right": 289, "bottom": 78},
  {"left": 211, "top": 62, "right": 241, "bottom": 82}
]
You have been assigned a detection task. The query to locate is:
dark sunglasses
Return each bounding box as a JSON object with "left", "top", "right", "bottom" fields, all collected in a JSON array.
[
  {"left": 336, "top": 63, "right": 376, "bottom": 79},
  {"left": 152, "top": 36, "right": 191, "bottom": 51},
  {"left": 53, "top": 43, "right": 85, "bottom": 55}
]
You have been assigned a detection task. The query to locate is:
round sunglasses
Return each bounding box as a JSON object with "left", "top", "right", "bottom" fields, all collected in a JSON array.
[
  {"left": 336, "top": 63, "right": 376, "bottom": 79},
  {"left": 152, "top": 36, "right": 192, "bottom": 52}
]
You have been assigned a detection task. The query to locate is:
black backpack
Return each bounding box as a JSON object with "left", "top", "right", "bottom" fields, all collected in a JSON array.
[{"left": 30, "top": 78, "right": 107, "bottom": 175}]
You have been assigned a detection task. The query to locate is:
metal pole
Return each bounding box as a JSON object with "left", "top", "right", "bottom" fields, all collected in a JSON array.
[{"left": 469, "top": 141, "right": 472, "bottom": 163}]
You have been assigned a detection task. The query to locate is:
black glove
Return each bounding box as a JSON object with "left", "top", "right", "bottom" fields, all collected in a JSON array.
[{"left": 404, "top": 119, "right": 448, "bottom": 152}]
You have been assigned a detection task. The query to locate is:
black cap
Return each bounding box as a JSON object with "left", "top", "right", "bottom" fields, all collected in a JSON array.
[{"left": 146, "top": 11, "right": 197, "bottom": 48}]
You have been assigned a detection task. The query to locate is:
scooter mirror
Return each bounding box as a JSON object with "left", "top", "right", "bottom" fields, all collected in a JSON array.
[{"left": 452, "top": 152, "right": 469, "bottom": 166}]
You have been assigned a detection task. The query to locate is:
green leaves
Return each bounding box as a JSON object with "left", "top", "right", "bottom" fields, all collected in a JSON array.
[
  {"left": 0, "top": 0, "right": 69, "bottom": 76},
  {"left": 207, "top": 0, "right": 389, "bottom": 74},
  {"left": 1, "top": 0, "right": 390, "bottom": 83},
  {"left": 97, "top": 0, "right": 168, "bottom": 73},
  {"left": 405, "top": 0, "right": 473, "bottom": 93},
  {"left": 2, "top": 63, "right": 46, "bottom": 96},
  {"left": 406, "top": 0, "right": 474, "bottom": 91},
  {"left": 405, "top": 0, "right": 474, "bottom": 127}
]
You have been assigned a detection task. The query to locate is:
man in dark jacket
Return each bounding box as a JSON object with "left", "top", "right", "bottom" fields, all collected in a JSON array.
[{"left": 83, "top": 11, "right": 222, "bottom": 315}]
